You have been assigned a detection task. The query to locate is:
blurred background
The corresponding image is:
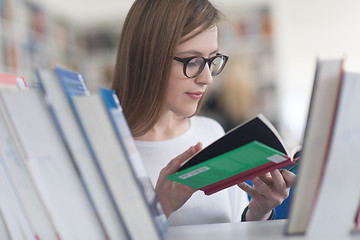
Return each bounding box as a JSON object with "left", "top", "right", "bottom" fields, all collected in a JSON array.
[{"left": 1, "top": 0, "right": 360, "bottom": 150}]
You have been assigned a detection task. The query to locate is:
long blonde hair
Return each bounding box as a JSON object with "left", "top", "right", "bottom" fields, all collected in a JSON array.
[
  {"left": 112, "top": 0, "right": 223, "bottom": 137},
  {"left": 219, "top": 56, "right": 258, "bottom": 123}
]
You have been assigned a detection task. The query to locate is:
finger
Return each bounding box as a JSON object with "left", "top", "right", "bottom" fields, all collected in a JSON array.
[
  {"left": 194, "top": 142, "right": 203, "bottom": 152},
  {"left": 270, "top": 170, "right": 287, "bottom": 192},
  {"left": 258, "top": 172, "right": 273, "bottom": 186},
  {"left": 238, "top": 180, "right": 261, "bottom": 199},
  {"left": 250, "top": 177, "right": 276, "bottom": 199},
  {"left": 280, "top": 169, "right": 297, "bottom": 187}
]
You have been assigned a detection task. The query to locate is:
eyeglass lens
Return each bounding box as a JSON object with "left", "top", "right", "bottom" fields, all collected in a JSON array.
[{"left": 186, "top": 56, "right": 226, "bottom": 78}]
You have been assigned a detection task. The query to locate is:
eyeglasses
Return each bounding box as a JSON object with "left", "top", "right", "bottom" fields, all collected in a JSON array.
[{"left": 173, "top": 53, "right": 229, "bottom": 78}]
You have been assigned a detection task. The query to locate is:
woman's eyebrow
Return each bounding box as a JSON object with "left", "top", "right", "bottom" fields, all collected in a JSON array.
[{"left": 175, "top": 49, "right": 219, "bottom": 56}]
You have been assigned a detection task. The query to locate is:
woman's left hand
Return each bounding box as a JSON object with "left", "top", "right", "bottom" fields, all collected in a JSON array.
[
  {"left": 155, "top": 142, "right": 203, "bottom": 217},
  {"left": 237, "top": 169, "right": 296, "bottom": 221}
]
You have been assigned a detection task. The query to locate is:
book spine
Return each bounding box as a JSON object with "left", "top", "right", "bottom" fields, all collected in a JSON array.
[{"left": 200, "top": 158, "right": 294, "bottom": 195}]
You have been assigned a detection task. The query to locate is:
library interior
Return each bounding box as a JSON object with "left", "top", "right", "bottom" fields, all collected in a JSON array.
[{"left": 1, "top": 0, "right": 360, "bottom": 239}]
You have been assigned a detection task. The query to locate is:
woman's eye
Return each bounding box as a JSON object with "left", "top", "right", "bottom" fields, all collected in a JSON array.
[{"left": 188, "top": 58, "right": 202, "bottom": 67}]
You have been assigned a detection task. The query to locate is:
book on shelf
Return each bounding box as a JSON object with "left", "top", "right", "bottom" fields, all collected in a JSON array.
[
  {"left": 0, "top": 88, "right": 108, "bottom": 240},
  {"left": 167, "top": 113, "right": 300, "bottom": 196},
  {"left": 37, "top": 67, "right": 129, "bottom": 240},
  {"left": 0, "top": 154, "right": 35, "bottom": 240},
  {"left": 72, "top": 88, "right": 167, "bottom": 240},
  {"left": 0, "top": 95, "right": 60, "bottom": 240},
  {"left": 0, "top": 207, "right": 10, "bottom": 240},
  {"left": 98, "top": 87, "right": 168, "bottom": 234},
  {"left": 0, "top": 72, "right": 27, "bottom": 90},
  {"left": 0, "top": 71, "right": 59, "bottom": 239},
  {"left": 305, "top": 70, "right": 360, "bottom": 237},
  {"left": 355, "top": 204, "right": 360, "bottom": 231},
  {"left": 53, "top": 66, "right": 90, "bottom": 97},
  {"left": 285, "top": 58, "right": 344, "bottom": 235}
]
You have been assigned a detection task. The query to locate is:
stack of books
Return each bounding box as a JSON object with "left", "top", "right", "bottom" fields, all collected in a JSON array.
[{"left": 0, "top": 69, "right": 167, "bottom": 240}]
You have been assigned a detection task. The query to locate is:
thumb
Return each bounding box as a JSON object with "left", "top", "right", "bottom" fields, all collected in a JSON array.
[
  {"left": 194, "top": 142, "right": 203, "bottom": 153},
  {"left": 163, "top": 144, "right": 200, "bottom": 176}
]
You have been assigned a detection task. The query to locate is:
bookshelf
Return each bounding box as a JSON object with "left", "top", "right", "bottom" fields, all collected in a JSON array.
[
  {"left": 1, "top": 58, "right": 360, "bottom": 240},
  {"left": 0, "top": 0, "right": 82, "bottom": 85},
  {"left": 77, "top": 24, "right": 121, "bottom": 92},
  {"left": 0, "top": 0, "right": 120, "bottom": 92},
  {"left": 1, "top": 1, "right": 360, "bottom": 239}
]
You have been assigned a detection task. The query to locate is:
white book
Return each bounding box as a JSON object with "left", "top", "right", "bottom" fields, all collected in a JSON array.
[
  {"left": 72, "top": 92, "right": 166, "bottom": 240},
  {"left": 286, "top": 58, "right": 344, "bottom": 235},
  {"left": 354, "top": 204, "right": 360, "bottom": 232},
  {"left": 0, "top": 94, "right": 59, "bottom": 240},
  {"left": 355, "top": 205, "right": 360, "bottom": 231},
  {"left": 0, "top": 154, "right": 35, "bottom": 240},
  {"left": 0, "top": 88, "right": 106, "bottom": 240},
  {"left": 99, "top": 88, "right": 168, "bottom": 235},
  {"left": 307, "top": 71, "right": 360, "bottom": 237},
  {"left": 0, "top": 207, "right": 11, "bottom": 240},
  {"left": 36, "top": 68, "right": 129, "bottom": 240}
]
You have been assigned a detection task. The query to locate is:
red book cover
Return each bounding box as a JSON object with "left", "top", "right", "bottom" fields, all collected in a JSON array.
[
  {"left": 0, "top": 72, "right": 27, "bottom": 89},
  {"left": 200, "top": 156, "right": 296, "bottom": 195}
]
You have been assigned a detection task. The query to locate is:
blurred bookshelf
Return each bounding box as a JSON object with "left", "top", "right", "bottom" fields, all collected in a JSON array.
[
  {"left": 77, "top": 25, "right": 121, "bottom": 92},
  {"left": 201, "top": 4, "right": 279, "bottom": 132},
  {"left": 1, "top": 0, "right": 279, "bottom": 129},
  {"left": 0, "top": 0, "right": 121, "bottom": 92},
  {"left": 0, "top": 0, "right": 82, "bottom": 86}
]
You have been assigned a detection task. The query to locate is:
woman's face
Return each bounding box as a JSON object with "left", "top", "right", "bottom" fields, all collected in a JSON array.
[{"left": 165, "top": 26, "right": 218, "bottom": 118}]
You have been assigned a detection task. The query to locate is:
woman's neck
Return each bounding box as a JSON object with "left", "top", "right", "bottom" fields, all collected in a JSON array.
[{"left": 135, "top": 113, "right": 190, "bottom": 142}]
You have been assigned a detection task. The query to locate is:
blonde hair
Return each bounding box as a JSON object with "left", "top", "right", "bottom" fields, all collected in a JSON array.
[
  {"left": 112, "top": 0, "right": 223, "bottom": 137},
  {"left": 219, "top": 56, "right": 257, "bottom": 123}
]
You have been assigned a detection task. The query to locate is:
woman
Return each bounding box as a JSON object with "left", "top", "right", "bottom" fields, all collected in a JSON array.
[{"left": 112, "top": 0, "right": 295, "bottom": 226}]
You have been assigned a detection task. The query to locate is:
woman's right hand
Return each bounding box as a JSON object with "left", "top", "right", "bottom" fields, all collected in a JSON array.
[{"left": 155, "top": 142, "right": 202, "bottom": 217}]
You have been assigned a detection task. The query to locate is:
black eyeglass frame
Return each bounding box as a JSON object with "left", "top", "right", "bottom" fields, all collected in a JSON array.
[{"left": 173, "top": 53, "right": 229, "bottom": 78}]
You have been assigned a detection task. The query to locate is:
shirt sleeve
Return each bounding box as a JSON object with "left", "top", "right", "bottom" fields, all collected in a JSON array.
[
  {"left": 241, "top": 206, "right": 276, "bottom": 221},
  {"left": 227, "top": 185, "right": 249, "bottom": 222}
]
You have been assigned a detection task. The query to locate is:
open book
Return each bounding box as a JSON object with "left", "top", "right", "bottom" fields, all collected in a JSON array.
[{"left": 167, "top": 114, "right": 299, "bottom": 195}]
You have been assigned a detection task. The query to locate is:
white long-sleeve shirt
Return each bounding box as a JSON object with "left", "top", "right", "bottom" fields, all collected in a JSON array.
[{"left": 135, "top": 115, "right": 249, "bottom": 226}]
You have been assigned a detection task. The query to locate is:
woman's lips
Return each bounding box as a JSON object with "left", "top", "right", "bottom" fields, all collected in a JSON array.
[{"left": 186, "top": 91, "right": 204, "bottom": 100}]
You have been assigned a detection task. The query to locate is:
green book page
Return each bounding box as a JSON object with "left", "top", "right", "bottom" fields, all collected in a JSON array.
[{"left": 166, "top": 141, "right": 286, "bottom": 189}]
